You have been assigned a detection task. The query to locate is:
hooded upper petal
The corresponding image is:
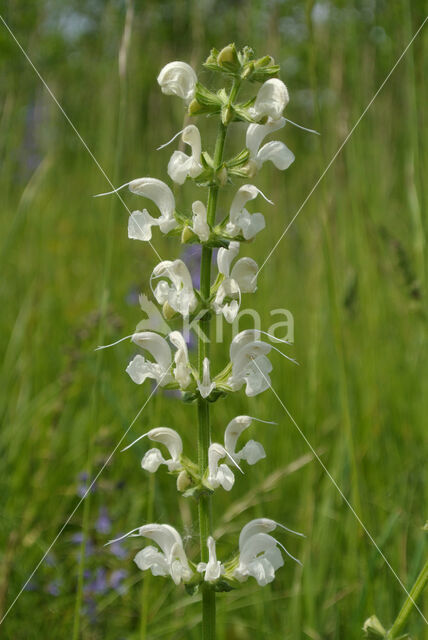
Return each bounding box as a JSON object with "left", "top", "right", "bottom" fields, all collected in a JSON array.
[
  {"left": 167, "top": 125, "right": 203, "bottom": 185},
  {"left": 197, "top": 536, "right": 224, "bottom": 583},
  {"left": 192, "top": 201, "right": 210, "bottom": 242},
  {"left": 169, "top": 331, "right": 192, "bottom": 388},
  {"left": 128, "top": 178, "right": 177, "bottom": 233},
  {"left": 246, "top": 118, "right": 286, "bottom": 159},
  {"left": 207, "top": 443, "right": 235, "bottom": 491},
  {"left": 157, "top": 61, "right": 197, "bottom": 103},
  {"left": 146, "top": 427, "right": 183, "bottom": 468},
  {"left": 224, "top": 416, "right": 266, "bottom": 465},
  {"left": 126, "top": 332, "right": 173, "bottom": 386},
  {"left": 231, "top": 257, "right": 258, "bottom": 293},
  {"left": 152, "top": 260, "right": 197, "bottom": 317},
  {"left": 131, "top": 332, "right": 172, "bottom": 371},
  {"left": 136, "top": 524, "right": 193, "bottom": 584},
  {"left": 197, "top": 357, "right": 215, "bottom": 398},
  {"left": 217, "top": 242, "right": 240, "bottom": 277},
  {"left": 253, "top": 79, "right": 289, "bottom": 121}
]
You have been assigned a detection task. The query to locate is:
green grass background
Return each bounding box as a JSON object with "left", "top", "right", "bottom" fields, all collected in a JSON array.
[{"left": 0, "top": 1, "right": 426, "bottom": 638}]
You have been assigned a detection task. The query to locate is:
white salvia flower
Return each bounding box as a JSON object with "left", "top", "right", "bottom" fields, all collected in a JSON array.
[
  {"left": 191, "top": 200, "right": 210, "bottom": 242},
  {"left": 157, "top": 61, "right": 197, "bottom": 103},
  {"left": 126, "top": 332, "right": 174, "bottom": 387},
  {"left": 233, "top": 518, "right": 302, "bottom": 586},
  {"left": 213, "top": 241, "right": 258, "bottom": 322},
  {"left": 141, "top": 427, "right": 183, "bottom": 473},
  {"left": 168, "top": 125, "right": 203, "bottom": 185},
  {"left": 227, "top": 330, "right": 273, "bottom": 397},
  {"left": 169, "top": 331, "right": 192, "bottom": 389},
  {"left": 226, "top": 185, "right": 271, "bottom": 240},
  {"left": 224, "top": 415, "right": 266, "bottom": 465},
  {"left": 246, "top": 117, "right": 295, "bottom": 172},
  {"left": 152, "top": 259, "right": 197, "bottom": 317},
  {"left": 197, "top": 536, "right": 224, "bottom": 583},
  {"left": 197, "top": 357, "right": 215, "bottom": 399},
  {"left": 128, "top": 178, "right": 178, "bottom": 241},
  {"left": 134, "top": 524, "right": 193, "bottom": 585},
  {"left": 252, "top": 79, "right": 289, "bottom": 121},
  {"left": 207, "top": 443, "right": 235, "bottom": 491},
  {"left": 233, "top": 524, "right": 284, "bottom": 586}
]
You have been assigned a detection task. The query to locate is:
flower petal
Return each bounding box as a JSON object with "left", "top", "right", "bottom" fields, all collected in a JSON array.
[
  {"left": 217, "top": 241, "right": 240, "bottom": 276},
  {"left": 246, "top": 118, "right": 286, "bottom": 158},
  {"left": 253, "top": 79, "right": 289, "bottom": 121},
  {"left": 192, "top": 201, "right": 210, "bottom": 242},
  {"left": 146, "top": 427, "right": 183, "bottom": 462},
  {"left": 224, "top": 416, "right": 253, "bottom": 456},
  {"left": 231, "top": 257, "right": 258, "bottom": 292},
  {"left": 131, "top": 332, "right": 172, "bottom": 372},
  {"left": 141, "top": 448, "right": 167, "bottom": 472},
  {"left": 128, "top": 210, "right": 157, "bottom": 242},
  {"left": 157, "top": 61, "right": 197, "bottom": 103},
  {"left": 128, "top": 178, "right": 176, "bottom": 226},
  {"left": 257, "top": 141, "right": 295, "bottom": 171},
  {"left": 168, "top": 151, "right": 193, "bottom": 185}
]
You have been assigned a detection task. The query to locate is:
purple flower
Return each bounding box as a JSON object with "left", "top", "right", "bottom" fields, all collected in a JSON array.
[
  {"left": 89, "top": 568, "right": 108, "bottom": 595},
  {"left": 83, "top": 596, "right": 97, "bottom": 624},
  {"left": 77, "top": 471, "right": 96, "bottom": 498},
  {"left": 46, "top": 579, "right": 62, "bottom": 596},
  {"left": 70, "top": 532, "right": 84, "bottom": 544},
  {"left": 108, "top": 539, "right": 128, "bottom": 559},
  {"left": 95, "top": 507, "right": 112, "bottom": 534},
  {"left": 24, "top": 579, "right": 38, "bottom": 592},
  {"left": 110, "top": 569, "right": 128, "bottom": 594}
]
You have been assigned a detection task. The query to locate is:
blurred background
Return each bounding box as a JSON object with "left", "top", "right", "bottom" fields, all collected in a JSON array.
[{"left": 0, "top": 1, "right": 426, "bottom": 638}]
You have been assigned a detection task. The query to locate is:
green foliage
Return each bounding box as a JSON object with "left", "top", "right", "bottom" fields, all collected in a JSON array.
[{"left": 0, "top": 0, "right": 426, "bottom": 638}]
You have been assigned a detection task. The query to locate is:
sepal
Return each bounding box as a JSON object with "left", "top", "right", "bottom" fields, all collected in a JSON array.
[
  {"left": 188, "top": 82, "right": 223, "bottom": 117},
  {"left": 362, "top": 616, "right": 387, "bottom": 638},
  {"left": 213, "top": 580, "right": 234, "bottom": 592}
]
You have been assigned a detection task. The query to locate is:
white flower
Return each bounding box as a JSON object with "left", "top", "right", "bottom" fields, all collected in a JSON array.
[
  {"left": 252, "top": 79, "right": 289, "bottom": 121},
  {"left": 191, "top": 201, "right": 210, "bottom": 242},
  {"left": 126, "top": 332, "right": 174, "bottom": 387},
  {"left": 227, "top": 330, "right": 273, "bottom": 397},
  {"left": 197, "top": 537, "right": 224, "bottom": 583},
  {"left": 207, "top": 443, "right": 235, "bottom": 491},
  {"left": 233, "top": 519, "right": 284, "bottom": 586},
  {"left": 197, "top": 357, "right": 215, "bottom": 399},
  {"left": 157, "top": 61, "right": 197, "bottom": 103},
  {"left": 134, "top": 524, "right": 193, "bottom": 585},
  {"left": 152, "top": 259, "right": 197, "bottom": 317},
  {"left": 246, "top": 118, "right": 295, "bottom": 172},
  {"left": 125, "top": 331, "right": 192, "bottom": 389},
  {"left": 140, "top": 427, "right": 183, "bottom": 473},
  {"left": 224, "top": 415, "right": 266, "bottom": 465},
  {"left": 127, "top": 178, "right": 178, "bottom": 241},
  {"left": 168, "top": 125, "right": 203, "bottom": 185},
  {"left": 213, "top": 242, "right": 258, "bottom": 322},
  {"left": 226, "top": 185, "right": 271, "bottom": 240},
  {"left": 232, "top": 518, "right": 303, "bottom": 586},
  {"left": 169, "top": 331, "right": 192, "bottom": 389}
]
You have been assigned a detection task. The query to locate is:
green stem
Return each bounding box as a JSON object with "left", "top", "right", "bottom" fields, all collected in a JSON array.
[
  {"left": 387, "top": 560, "right": 428, "bottom": 639},
  {"left": 197, "top": 78, "right": 240, "bottom": 640}
]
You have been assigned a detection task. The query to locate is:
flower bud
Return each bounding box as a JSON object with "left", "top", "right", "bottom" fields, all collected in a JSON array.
[
  {"left": 217, "top": 44, "right": 239, "bottom": 68},
  {"left": 188, "top": 98, "right": 206, "bottom": 116},
  {"left": 163, "top": 301, "right": 177, "bottom": 321},
  {"left": 216, "top": 166, "right": 228, "bottom": 187},
  {"left": 176, "top": 470, "right": 192, "bottom": 492},
  {"left": 181, "top": 226, "right": 196, "bottom": 244},
  {"left": 362, "top": 616, "right": 386, "bottom": 638}
]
